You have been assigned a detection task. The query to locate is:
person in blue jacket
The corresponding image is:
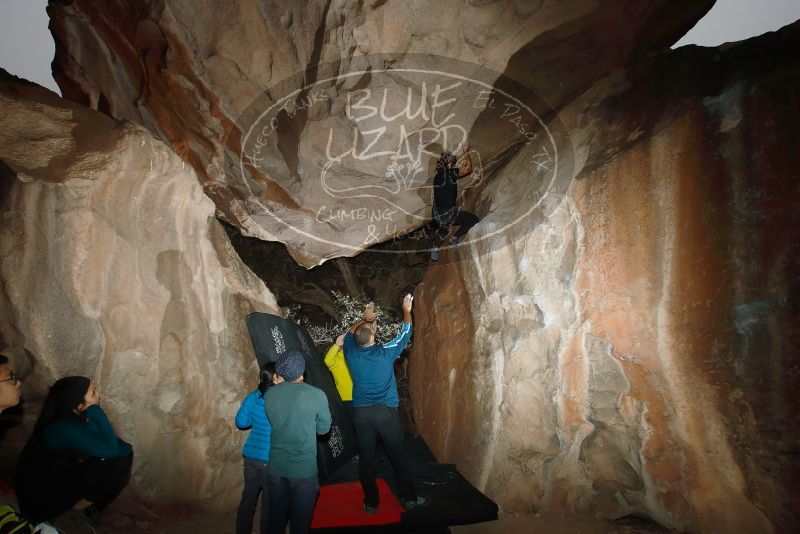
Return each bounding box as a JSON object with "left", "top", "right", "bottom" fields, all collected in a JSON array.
[
  {"left": 14, "top": 376, "right": 133, "bottom": 524},
  {"left": 235, "top": 362, "right": 281, "bottom": 534}
]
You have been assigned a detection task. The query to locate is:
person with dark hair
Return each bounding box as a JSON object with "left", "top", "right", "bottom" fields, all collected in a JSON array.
[
  {"left": 14, "top": 376, "right": 132, "bottom": 525},
  {"left": 0, "top": 354, "right": 21, "bottom": 413},
  {"left": 264, "top": 350, "right": 331, "bottom": 534},
  {"left": 235, "top": 362, "right": 282, "bottom": 534},
  {"left": 430, "top": 147, "right": 479, "bottom": 261},
  {"left": 343, "top": 295, "right": 424, "bottom": 513}
]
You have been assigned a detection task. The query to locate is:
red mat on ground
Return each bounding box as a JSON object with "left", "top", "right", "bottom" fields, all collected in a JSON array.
[{"left": 311, "top": 478, "right": 403, "bottom": 528}]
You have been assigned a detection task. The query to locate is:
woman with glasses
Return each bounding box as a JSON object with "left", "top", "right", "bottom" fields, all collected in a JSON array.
[
  {"left": 14, "top": 376, "right": 133, "bottom": 525},
  {"left": 0, "top": 354, "right": 21, "bottom": 412}
]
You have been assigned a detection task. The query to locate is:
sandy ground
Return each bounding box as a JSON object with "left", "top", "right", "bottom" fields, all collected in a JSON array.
[
  {"left": 0, "top": 489, "right": 677, "bottom": 534},
  {"left": 451, "top": 514, "right": 674, "bottom": 534},
  {"left": 35, "top": 500, "right": 674, "bottom": 534}
]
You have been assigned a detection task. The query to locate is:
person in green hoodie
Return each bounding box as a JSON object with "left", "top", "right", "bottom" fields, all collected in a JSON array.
[
  {"left": 14, "top": 376, "right": 133, "bottom": 525},
  {"left": 264, "top": 350, "right": 331, "bottom": 534}
]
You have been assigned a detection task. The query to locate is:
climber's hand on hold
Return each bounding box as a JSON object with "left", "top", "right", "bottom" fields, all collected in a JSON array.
[
  {"left": 364, "top": 301, "right": 376, "bottom": 322},
  {"left": 401, "top": 293, "right": 413, "bottom": 325}
]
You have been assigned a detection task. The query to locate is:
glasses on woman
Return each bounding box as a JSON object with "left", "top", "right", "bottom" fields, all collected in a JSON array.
[{"left": 0, "top": 371, "right": 19, "bottom": 385}]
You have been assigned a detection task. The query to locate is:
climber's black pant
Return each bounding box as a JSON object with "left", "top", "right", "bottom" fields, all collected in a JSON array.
[
  {"left": 434, "top": 210, "right": 479, "bottom": 244},
  {"left": 353, "top": 405, "right": 415, "bottom": 508}
]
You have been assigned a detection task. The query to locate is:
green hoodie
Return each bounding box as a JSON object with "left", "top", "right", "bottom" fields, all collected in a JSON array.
[{"left": 264, "top": 381, "right": 331, "bottom": 478}]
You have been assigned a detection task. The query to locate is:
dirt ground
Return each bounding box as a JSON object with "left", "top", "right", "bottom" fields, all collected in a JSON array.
[
  {"left": 34, "top": 499, "right": 674, "bottom": 534},
  {"left": 0, "top": 488, "right": 678, "bottom": 534},
  {"left": 451, "top": 514, "right": 674, "bottom": 534}
]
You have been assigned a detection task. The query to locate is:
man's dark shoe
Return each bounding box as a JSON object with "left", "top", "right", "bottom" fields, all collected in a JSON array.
[
  {"left": 402, "top": 496, "right": 427, "bottom": 510},
  {"left": 364, "top": 503, "right": 377, "bottom": 515}
]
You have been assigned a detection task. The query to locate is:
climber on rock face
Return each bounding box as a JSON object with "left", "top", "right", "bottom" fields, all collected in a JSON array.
[{"left": 430, "top": 146, "right": 480, "bottom": 262}]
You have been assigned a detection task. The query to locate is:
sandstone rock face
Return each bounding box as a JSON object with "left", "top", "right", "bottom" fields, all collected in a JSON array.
[
  {"left": 36, "top": 0, "right": 799, "bottom": 531},
  {"left": 48, "top": 0, "right": 713, "bottom": 267},
  {"left": 0, "top": 74, "right": 278, "bottom": 508},
  {"left": 410, "top": 25, "right": 800, "bottom": 533}
]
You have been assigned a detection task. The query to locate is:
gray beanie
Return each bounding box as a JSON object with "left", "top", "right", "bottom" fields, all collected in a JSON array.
[{"left": 276, "top": 350, "right": 306, "bottom": 382}]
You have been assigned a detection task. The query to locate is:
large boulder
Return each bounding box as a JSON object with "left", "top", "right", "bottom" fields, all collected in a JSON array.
[
  {"left": 0, "top": 72, "right": 278, "bottom": 508},
  {"left": 47, "top": 0, "right": 713, "bottom": 267},
  {"left": 409, "top": 22, "right": 800, "bottom": 533},
  {"left": 35, "top": 1, "right": 799, "bottom": 530}
]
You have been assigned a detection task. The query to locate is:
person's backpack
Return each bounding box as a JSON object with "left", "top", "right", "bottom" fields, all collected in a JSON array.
[{"left": 0, "top": 505, "right": 35, "bottom": 534}]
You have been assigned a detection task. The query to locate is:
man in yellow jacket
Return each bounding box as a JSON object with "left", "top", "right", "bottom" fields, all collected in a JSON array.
[{"left": 324, "top": 333, "right": 354, "bottom": 415}]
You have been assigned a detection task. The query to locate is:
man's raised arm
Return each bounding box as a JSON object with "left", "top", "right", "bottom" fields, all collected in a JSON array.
[
  {"left": 382, "top": 294, "right": 414, "bottom": 357},
  {"left": 402, "top": 293, "right": 413, "bottom": 325}
]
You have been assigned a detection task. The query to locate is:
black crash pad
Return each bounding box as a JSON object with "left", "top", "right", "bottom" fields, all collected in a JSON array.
[{"left": 314, "top": 437, "right": 498, "bottom": 532}]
